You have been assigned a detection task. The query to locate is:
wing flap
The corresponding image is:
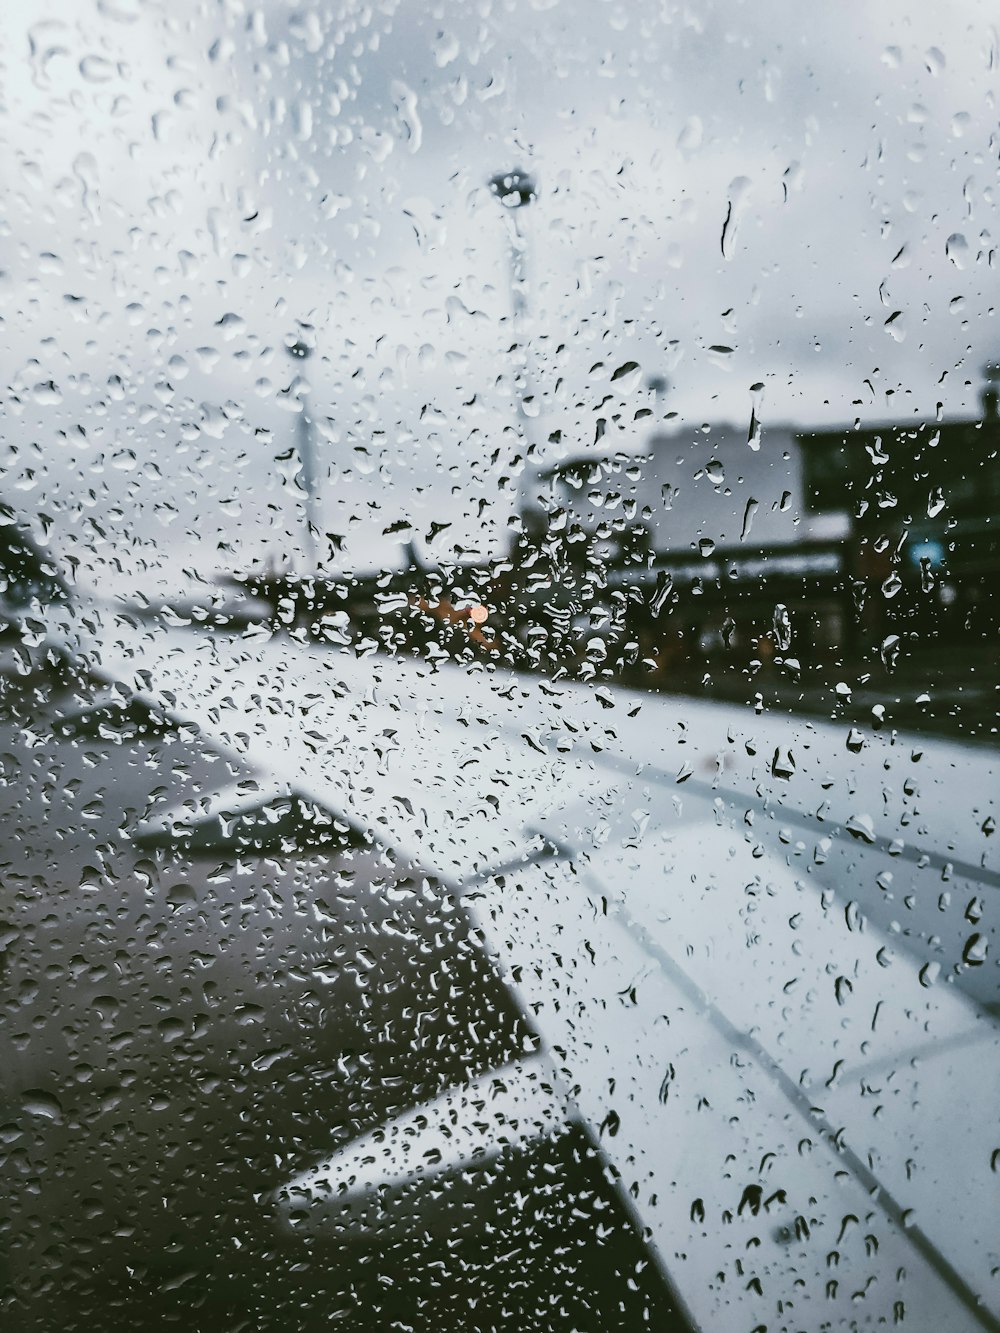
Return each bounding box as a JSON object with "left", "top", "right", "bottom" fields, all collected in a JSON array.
[{"left": 274, "top": 1055, "right": 572, "bottom": 1236}]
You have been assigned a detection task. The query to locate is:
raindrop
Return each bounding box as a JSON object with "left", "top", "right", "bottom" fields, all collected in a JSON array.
[
  {"left": 610, "top": 360, "right": 641, "bottom": 385},
  {"left": 881, "top": 572, "right": 902, "bottom": 599},
  {"left": 32, "top": 380, "right": 62, "bottom": 406},
  {"left": 677, "top": 117, "right": 703, "bottom": 155},
  {"left": 924, "top": 46, "right": 946, "bottom": 75},
  {"left": 951, "top": 111, "right": 971, "bottom": 137},
  {"left": 98, "top": 0, "right": 140, "bottom": 18},
  {"left": 918, "top": 961, "right": 941, "bottom": 988},
  {"left": 945, "top": 233, "right": 969, "bottom": 269},
  {"left": 772, "top": 604, "right": 792, "bottom": 651},
  {"left": 884, "top": 311, "right": 906, "bottom": 341},
  {"left": 748, "top": 382, "right": 764, "bottom": 450},
  {"left": 432, "top": 30, "right": 460, "bottom": 67},
  {"left": 837, "top": 1215, "right": 859, "bottom": 1243},
  {"left": 80, "top": 54, "right": 115, "bottom": 82},
  {"left": 846, "top": 813, "right": 876, "bottom": 844},
  {"left": 721, "top": 177, "right": 752, "bottom": 259},
  {"left": 880, "top": 634, "right": 901, "bottom": 671},
  {"left": 740, "top": 498, "right": 758, "bottom": 542},
  {"left": 22, "top": 1090, "right": 63, "bottom": 1122},
  {"left": 649, "top": 570, "right": 673, "bottom": 618},
  {"left": 166, "top": 882, "right": 197, "bottom": 911},
  {"left": 391, "top": 80, "right": 422, "bottom": 153},
  {"left": 962, "top": 933, "right": 988, "bottom": 966},
  {"left": 705, "top": 459, "right": 725, "bottom": 486}
]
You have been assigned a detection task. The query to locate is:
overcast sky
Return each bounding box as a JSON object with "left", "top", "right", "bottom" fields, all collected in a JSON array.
[{"left": 2, "top": 0, "right": 998, "bottom": 593}]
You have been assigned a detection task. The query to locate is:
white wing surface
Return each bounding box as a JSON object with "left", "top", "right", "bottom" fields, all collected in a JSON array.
[{"left": 49, "top": 597, "right": 1000, "bottom": 1332}]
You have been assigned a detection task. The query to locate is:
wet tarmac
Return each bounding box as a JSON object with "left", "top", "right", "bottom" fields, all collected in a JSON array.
[{"left": 0, "top": 680, "right": 691, "bottom": 1332}]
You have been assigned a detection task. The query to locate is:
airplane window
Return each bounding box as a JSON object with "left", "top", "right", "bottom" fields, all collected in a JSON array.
[{"left": 1, "top": 2, "right": 997, "bottom": 1330}]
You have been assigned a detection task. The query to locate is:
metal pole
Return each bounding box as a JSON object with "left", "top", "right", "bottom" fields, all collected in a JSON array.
[
  {"left": 489, "top": 169, "right": 539, "bottom": 454},
  {"left": 287, "top": 336, "right": 318, "bottom": 575}
]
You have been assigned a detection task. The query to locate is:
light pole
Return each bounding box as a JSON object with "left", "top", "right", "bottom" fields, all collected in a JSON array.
[
  {"left": 489, "top": 169, "right": 539, "bottom": 452},
  {"left": 286, "top": 334, "right": 318, "bottom": 575}
]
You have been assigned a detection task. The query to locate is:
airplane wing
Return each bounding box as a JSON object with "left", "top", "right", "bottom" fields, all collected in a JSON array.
[{"left": 43, "top": 595, "right": 1000, "bottom": 1332}]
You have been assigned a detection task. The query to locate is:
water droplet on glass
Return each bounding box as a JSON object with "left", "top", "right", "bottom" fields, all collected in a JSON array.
[
  {"left": 962, "top": 933, "right": 988, "bottom": 966},
  {"left": 649, "top": 571, "right": 673, "bottom": 618},
  {"left": 721, "top": 177, "right": 752, "bottom": 259},
  {"left": 748, "top": 382, "right": 764, "bottom": 450},
  {"left": 80, "top": 54, "right": 115, "bottom": 83},
  {"left": 772, "top": 603, "right": 792, "bottom": 651},
  {"left": 740, "top": 497, "right": 758, "bottom": 542},
  {"left": 946, "top": 233, "right": 969, "bottom": 269},
  {"left": 880, "top": 634, "right": 901, "bottom": 671},
  {"left": 846, "top": 813, "right": 876, "bottom": 843},
  {"left": 924, "top": 46, "right": 946, "bottom": 75},
  {"left": 705, "top": 459, "right": 725, "bottom": 486},
  {"left": 881, "top": 571, "right": 902, "bottom": 599},
  {"left": 918, "top": 961, "right": 941, "bottom": 988},
  {"left": 22, "top": 1090, "right": 63, "bottom": 1122}
]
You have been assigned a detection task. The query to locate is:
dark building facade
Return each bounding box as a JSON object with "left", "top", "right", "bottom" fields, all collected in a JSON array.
[
  {"left": 228, "top": 377, "right": 999, "bottom": 692},
  {"left": 797, "top": 375, "right": 1000, "bottom": 652}
]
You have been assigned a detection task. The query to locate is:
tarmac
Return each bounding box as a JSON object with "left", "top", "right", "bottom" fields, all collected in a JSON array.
[{"left": 0, "top": 680, "right": 688, "bottom": 1333}]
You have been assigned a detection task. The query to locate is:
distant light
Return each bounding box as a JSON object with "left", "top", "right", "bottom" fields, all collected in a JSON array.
[
  {"left": 469, "top": 604, "right": 489, "bottom": 625},
  {"left": 910, "top": 538, "right": 945, "bottom": 568},
  {"left": 488, "top": 169, "right": 536, "bottom": 208}
]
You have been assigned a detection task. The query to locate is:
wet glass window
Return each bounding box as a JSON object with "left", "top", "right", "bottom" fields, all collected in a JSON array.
[{"left": 1, "top": 2, "right": 997, "bottom": 1331}]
